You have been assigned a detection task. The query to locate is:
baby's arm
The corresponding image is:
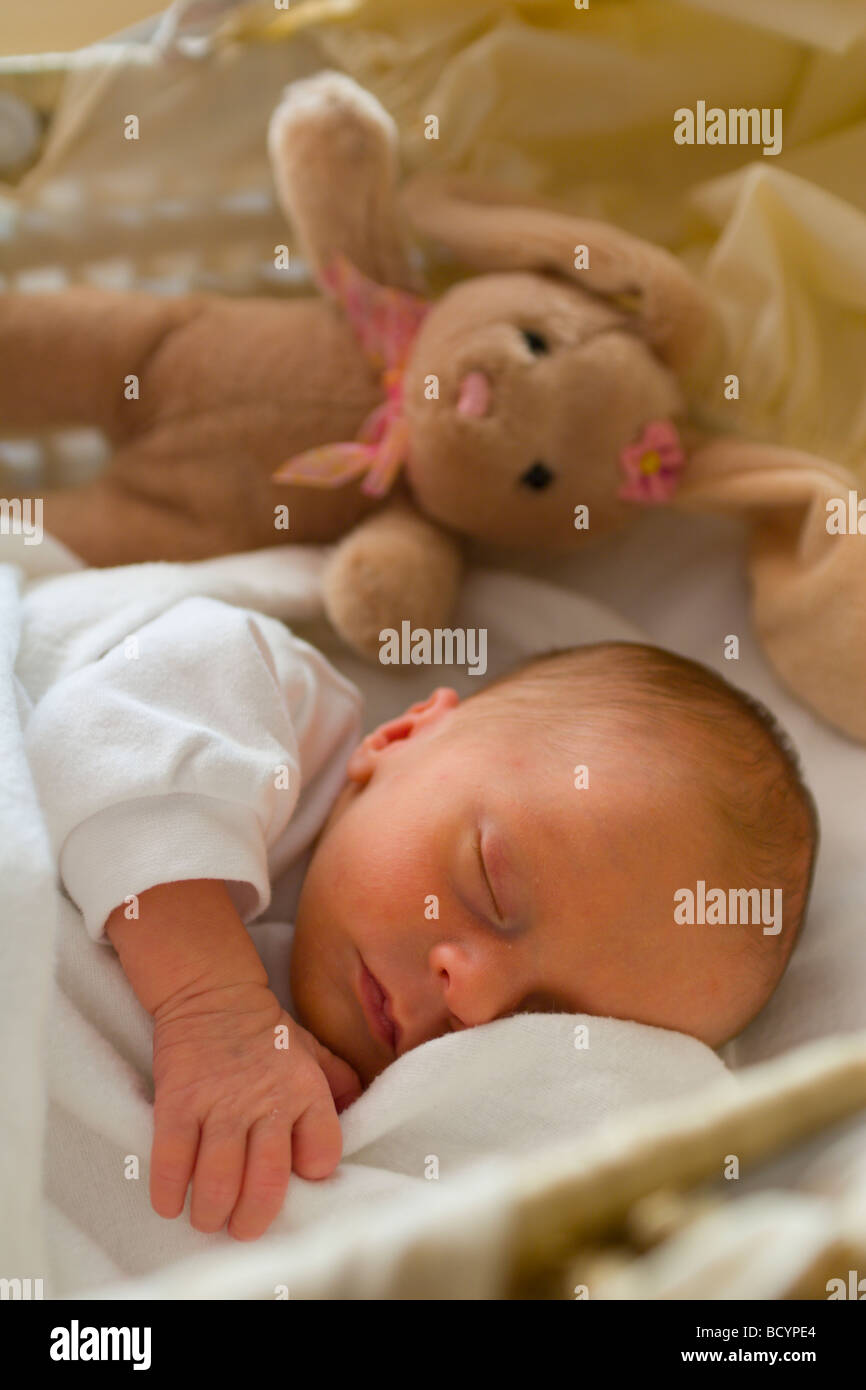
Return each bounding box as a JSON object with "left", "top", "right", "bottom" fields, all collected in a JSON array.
[
  {"left": 25, "top": 596, "right": 364, "bottom": 1239},
  {"left": 105, "top": 878, "right": 360, "bottom": 1240}
]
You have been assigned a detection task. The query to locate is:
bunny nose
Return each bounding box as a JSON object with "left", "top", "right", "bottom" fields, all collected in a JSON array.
[{"left": 457, "top": 370, "right": 491, "bottom": 418}]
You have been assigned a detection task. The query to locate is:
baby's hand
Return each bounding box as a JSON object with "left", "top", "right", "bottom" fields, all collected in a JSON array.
[{"left": 149, "top": 982, "right": 362, "bottom": 1241}]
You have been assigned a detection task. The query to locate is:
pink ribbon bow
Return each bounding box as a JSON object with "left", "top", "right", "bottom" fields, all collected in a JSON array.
[{"left": 272, "top": 254, "right": 430, "bottom": 499}]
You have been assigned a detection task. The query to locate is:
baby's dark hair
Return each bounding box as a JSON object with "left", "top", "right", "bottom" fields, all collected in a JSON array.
[{"left": 462, "top": 642, "right": 819, "bottom": 991}]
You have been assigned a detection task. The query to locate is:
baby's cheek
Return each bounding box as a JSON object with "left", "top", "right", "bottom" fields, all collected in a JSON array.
[{"left": 290, "top": 929, "right": 355, "bottom": 1061}]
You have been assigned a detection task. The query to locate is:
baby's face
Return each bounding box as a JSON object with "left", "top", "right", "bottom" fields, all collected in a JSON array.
[{"left": 291, "top": 687, "right": 758, "bottom": 1086}]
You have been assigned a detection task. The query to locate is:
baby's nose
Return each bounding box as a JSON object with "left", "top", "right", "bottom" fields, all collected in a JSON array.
[
  {"left": 429, "top": 938, "right": 518, "bottom": 1029},
  {"left": 456, "top": 370, "right": 492, "bottom": 418}
]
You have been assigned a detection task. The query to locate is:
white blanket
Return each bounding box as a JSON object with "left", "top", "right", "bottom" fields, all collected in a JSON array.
[{"left": 2, "top": 510, "right": 865, "bottom": 1299}]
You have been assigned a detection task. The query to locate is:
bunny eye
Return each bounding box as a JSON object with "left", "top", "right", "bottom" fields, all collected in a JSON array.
[
  {"left": 521, "top": 328, "right": 549, "bottom": 355},
  {"left": 520, "top": 461, "right": 555, "bottom": 491}
]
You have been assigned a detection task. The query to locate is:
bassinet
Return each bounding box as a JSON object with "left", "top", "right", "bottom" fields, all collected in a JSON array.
[{"left": 2, "top": 0, "right": 866, "bottom": 1300}]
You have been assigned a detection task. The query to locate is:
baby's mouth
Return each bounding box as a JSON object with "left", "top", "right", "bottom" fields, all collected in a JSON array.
[{"left": 356, "top": 956, "right": 400, "bottom": 1054}]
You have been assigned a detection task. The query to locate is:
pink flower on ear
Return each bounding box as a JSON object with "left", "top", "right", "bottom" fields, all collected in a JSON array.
[{"left": 618, "top": 420, "right": 686, "bottom": 503}]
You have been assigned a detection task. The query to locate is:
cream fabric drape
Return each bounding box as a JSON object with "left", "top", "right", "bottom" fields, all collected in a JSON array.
[{"left": 2, "top": 0, "right": 866, "bottom": 474}]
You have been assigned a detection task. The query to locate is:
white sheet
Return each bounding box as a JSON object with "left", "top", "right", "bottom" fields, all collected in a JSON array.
[{"left": 2, "top": 505, "right": 865, "bottom": 1299}]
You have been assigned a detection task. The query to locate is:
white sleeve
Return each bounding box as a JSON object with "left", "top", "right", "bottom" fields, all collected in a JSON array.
[{"left": 24, "top": 596, "right": 344, "bottom": 942}]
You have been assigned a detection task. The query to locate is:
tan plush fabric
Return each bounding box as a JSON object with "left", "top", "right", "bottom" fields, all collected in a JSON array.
[{"left": 675, "top": 437, "right": 866, "bottom": 742}]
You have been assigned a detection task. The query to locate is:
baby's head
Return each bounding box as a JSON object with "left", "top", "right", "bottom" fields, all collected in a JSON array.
[{"left": 292, "top": 642, "right": 818, "bottom": 1085}]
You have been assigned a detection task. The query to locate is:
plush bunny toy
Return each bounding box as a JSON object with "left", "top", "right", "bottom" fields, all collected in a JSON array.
[{"left": 1, "top": 71, "right": 864, "bottom": 741}]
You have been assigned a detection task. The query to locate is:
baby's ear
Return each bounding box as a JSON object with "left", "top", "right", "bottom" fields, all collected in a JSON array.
[
  {"left": 399, "top": 170, "right": 712, "bottom": 372},
  {"left": 347, "top": 689, "right": 460, "bottom": 783}
]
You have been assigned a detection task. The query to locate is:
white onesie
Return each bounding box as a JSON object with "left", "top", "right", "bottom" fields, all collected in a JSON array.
[{"left": 24, "top": 595, "right": 363, "bottom": 945}]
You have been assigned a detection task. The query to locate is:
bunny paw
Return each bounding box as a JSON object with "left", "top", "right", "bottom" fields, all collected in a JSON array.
[{"left": 268, "top": 70, "right": 397, "bottom": 171}]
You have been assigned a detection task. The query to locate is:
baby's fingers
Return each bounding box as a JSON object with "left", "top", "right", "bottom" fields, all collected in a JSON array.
[
  {"left": 150, "top": 1107, "right": 200, "bottom": 1220},
  {"left": 291, "top": 1089, "right": 343, "bottom": 1180},
  {"left": 189, "top": 1119, "right": 248, "bottom": 1234},
  {"left": 227, "top": 1111, "right": 292, "bottom": 1242},
  {"left": 306, "top": 1034, "right": 362, "bottom": 1113},
  {"left": 227, "top": 1092, "right": 342, "bottom": 1241}
]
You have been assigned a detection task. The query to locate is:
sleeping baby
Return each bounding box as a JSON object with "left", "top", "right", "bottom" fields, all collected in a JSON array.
[{"left": 24, "top": 598, "right": 817, "bottom": 1243}]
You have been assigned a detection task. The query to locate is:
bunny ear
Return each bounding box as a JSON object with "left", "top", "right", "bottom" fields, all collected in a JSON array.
[
  {"left": 672, "top": 436, "right": 866, "bottom": 743},
  {"left": 399, "top": 170, "right": 712, "bottom": 372}
]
